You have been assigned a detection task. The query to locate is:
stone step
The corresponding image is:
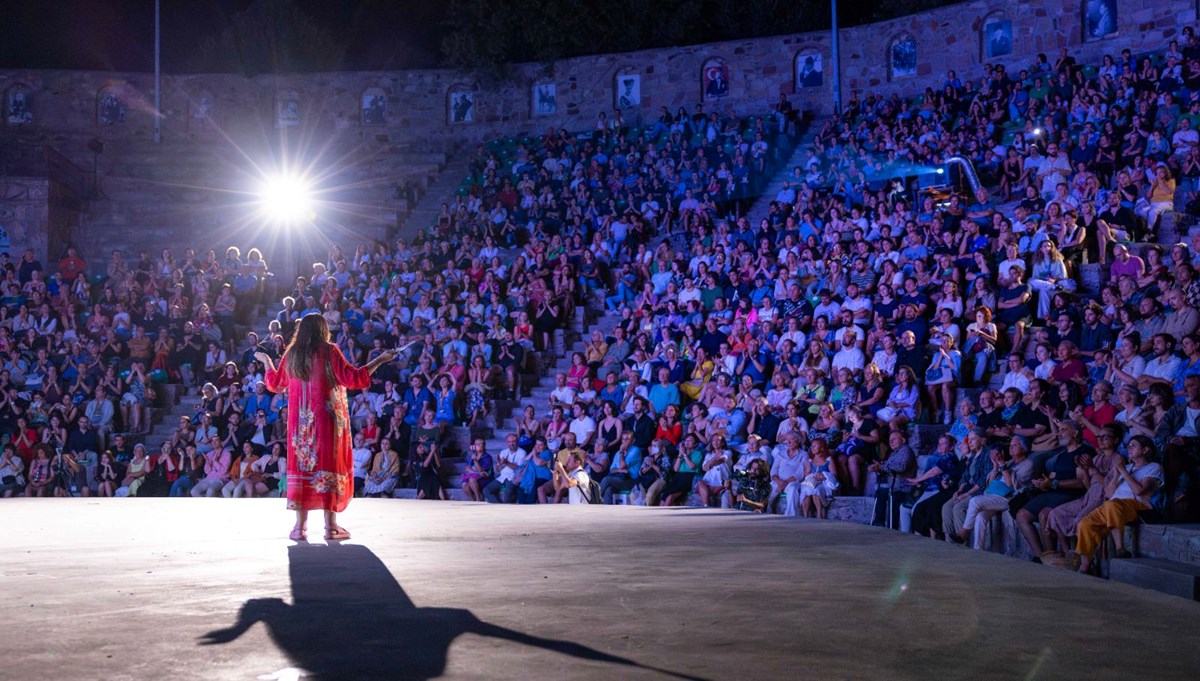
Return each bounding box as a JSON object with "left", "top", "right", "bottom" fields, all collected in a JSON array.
[
  {"left": 391, "top": 487, "right": 472, "bottom": 501},
  {"left": 1108, "top": 558, "right": 1200, "bottom": 601},
  {"left": 1134, "top": 523, "right": 1200, "bottom": 568}
]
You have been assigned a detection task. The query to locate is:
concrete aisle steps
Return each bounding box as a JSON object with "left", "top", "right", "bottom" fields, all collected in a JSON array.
[{"left": 1114, "top": 524, "right": 1200, "bottom": 600}]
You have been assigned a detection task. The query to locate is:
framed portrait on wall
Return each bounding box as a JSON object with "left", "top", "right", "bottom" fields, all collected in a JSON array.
[
  {"left": 983, "top": 19, "right": 1013, "bottom": 58},
  {"left": 795, "top": 53, "right": 823, "bottom": 88},
  {"left": 702, "top": 59, "right": 730, "bottom": 101},
  {"left": 276, "top": 92, "right": 301, "bottom": 128},
  {"left": 615, "top": 74, "right": 641, "bottom": 109},
  {"left": 449, "top": 89, "right": 475, "bottom": 124},
  {"left": 5, "top": 88, "right": 32, "bottom": 125},
  {"left": 98, "top": 88, "right": 127, "bottom": 125},
  {"left": 890, "top": 38, "right": 917, "bottom": 79},
  {"left": 361, "top": 88, "right": 387, "bottom": 125},
  {"left": 1084, "top": 0, "right": 1118, "bottom": 40},
  {"left": 532, "top": 83, "right": 557, "bottom": 116}
]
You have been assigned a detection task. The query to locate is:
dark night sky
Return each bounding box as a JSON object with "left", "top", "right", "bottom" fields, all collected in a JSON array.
[
  {"left": 0, "top": 0, "right": 908, "bottom": 73},
  {"left": 0, "top": 0, "right": 449, "bottom": 72}
]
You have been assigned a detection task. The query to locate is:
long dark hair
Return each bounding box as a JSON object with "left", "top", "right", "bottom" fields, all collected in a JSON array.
[{"left": 282, "top": 313, "right": 331, "bottom": 382}]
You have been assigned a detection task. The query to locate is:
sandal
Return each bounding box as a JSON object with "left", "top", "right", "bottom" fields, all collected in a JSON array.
[
  {"left": 324, "top": 525, "right": 351, "bottom": 541},
  {"left": 289, "top": 528, "right": 307, "bottom": 542}
]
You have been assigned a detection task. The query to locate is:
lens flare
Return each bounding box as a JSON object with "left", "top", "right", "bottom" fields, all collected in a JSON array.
[{"left": 258, "top": 174, "right": 315, "bottom": 223}]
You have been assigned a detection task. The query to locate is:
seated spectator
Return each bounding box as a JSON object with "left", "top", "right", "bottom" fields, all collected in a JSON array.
[
  {"left": 1015, "top": 420, "right": 1093, "bottom": 562},
  {"left": 1075, "top": 436, "right": 1163, "bottom": 573},
  {"left": 362, "top": 448, "right": 400, "bottom": 498},
  {"left": 116, "top": 443, "right": 150, "bottom": 497},
  {"left": 459, "top": 439, "right": 492, "bottom": 503},
  {"left": 767, "top": 433, "right": 808, "bottom": 517},
  {"left": 799, "top": 438, "right": 838, "bottom": 519}
]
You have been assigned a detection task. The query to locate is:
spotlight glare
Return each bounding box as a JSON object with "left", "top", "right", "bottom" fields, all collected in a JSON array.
[{"left": 258, "top": 174, "right": 315, "bottom": 222}]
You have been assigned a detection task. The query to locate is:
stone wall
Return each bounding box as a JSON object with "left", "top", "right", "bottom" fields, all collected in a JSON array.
[
  {"left": 0, "top": 0, "right": 1195, "bottom": 262},
  {"left": 1, "top": 0, "right": 1194, "bottom": 150},
  {"left": 0, "top": 178, "right": 51, "bottom": 260}
]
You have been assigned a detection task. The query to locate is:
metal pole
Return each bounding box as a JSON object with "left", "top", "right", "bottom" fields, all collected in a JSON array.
[
  {"left": 831, "top": 0, "right": 841, "bottom": 116},
  {"left": 154, "top": 0, "right": 161, "bottom": 144}
]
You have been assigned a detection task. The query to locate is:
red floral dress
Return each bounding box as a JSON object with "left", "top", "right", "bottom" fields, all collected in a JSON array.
[{"left": 264, "top": 344, "right": 369, "bottom": 512}]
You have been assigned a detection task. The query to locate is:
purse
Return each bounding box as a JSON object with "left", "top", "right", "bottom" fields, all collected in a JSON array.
[{"left": 925, "top": 365, "right": 945, "bottom": 383}]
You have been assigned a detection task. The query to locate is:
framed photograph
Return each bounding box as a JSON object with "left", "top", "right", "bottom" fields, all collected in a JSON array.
[
  {"left": 362, "top": 89, "right": 387, "bottom": 125},
  {"left": 532, "top": 83, "right": 557, "bottom": 116},
  {"left": 6, "top": 88, "right": 32, "bottom": 125},
  {"left": 1084, "top": 0, "right": 1118, "bottom": 41},
  {"left": 449, "top": 89, "right": 475, "bottom": 124},
  {"left": 98, "top": 90, "right": 126, "bottom": 126},
  {"left": 615, "top": 74, "right": 641, "bottom": 109},
  {"left": 795, "top": 53, "right": 823, "bottom": 89},
  {"left": 191, "top": 91, "right": 214, "bottom": 120},
  {"left": 983, "top": 19, "right": 1013, "bottom": 58},
  {"left": 276, "top": 93, "right": 300, "bottom": 128},
  {"left": 702, "top": 59, "right": 730, "bottom": 101},
  {"left": 890, "top": 38, "right": 917, "bottom": 79}
]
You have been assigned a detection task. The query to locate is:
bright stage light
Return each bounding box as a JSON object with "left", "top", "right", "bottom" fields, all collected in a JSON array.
[{"left": 258, "top": 174, "right": 315, "bottom": 222}]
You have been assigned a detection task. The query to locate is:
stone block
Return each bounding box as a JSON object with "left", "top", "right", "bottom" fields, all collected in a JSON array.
[
  {"left": 826, "top": 496, "right": 875, "bottom": 524},
  {"left": 1135, "top": 524, "right": 1200, "bottom": 568},
  {"left": 1108, "top": 558, "right": 1200, "bottom": 601}
]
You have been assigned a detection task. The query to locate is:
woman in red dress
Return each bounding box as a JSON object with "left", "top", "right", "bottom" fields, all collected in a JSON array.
[{"left": 258, "top": 314, "right": 396, "bottom": 541}]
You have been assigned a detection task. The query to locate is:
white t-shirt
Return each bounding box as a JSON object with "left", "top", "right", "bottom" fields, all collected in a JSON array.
[
  {"left": 1110, "top": 462, "right": 1164, "bottom": 501},
  {"left": 494, "top": 446, "right": 529, "bottom": 484},
  {"left": 832, "top": 347, "right": 866, "bottom": 374},
  {"left": 352, "top": 447, "right": 373, "bottom": 479},
  {"left": 567, "top": 468, "right": 591, "bottom": 504},
  {"left": 1143, "top": 355, "right": 1183, "bottom": 382},
  {"left": 568, "top": 416, "right": 596, "bottom": 446},
  {"left": 550, "top": 386, "right": 577, "bottom": 406},
  {"left": 1179, "top": 408, "right": 1200, "bottom": 438},
  {"left": 870, "top": 350, "right": 897, "bottom": 377}
]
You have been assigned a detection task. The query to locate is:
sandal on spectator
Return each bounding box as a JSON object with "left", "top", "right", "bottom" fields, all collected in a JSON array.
[
  {"left": 289, "top": 528, "right": 307, "bottom": 542},
  {"left": 324, "top": 525, "right": 350, "bottom": 541},
  {"left": 1038, "top": 551, "right": 1066, "bottom": 568}
]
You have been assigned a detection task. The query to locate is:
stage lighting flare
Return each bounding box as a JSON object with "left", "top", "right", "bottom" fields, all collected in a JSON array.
[{"left": 258, "top": 174, "right": 315, "bottom": 222}]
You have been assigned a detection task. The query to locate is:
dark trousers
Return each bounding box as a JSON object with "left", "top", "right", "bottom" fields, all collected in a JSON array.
[
  {"left": 911, "top": 488, "right": 954, "bottom": 537},
  {"left": 1164, "top": 438, "right": 1200, "bottom": 522},
  {"left": 873, "top": 486, "right": 907, "bottom": 530}
]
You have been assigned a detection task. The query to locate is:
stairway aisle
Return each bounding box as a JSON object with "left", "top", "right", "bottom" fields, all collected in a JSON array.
[
  {"left": 396, "top": 152, "right": 471, "bottom": 237},
  {"left": 740, "top": 117, "right": 828, "bottom": 229},
  {"left": 395, "top": 295, "right": 622, "bottom": 501}
]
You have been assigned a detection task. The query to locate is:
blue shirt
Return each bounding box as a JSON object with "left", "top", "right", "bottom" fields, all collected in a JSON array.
[
  {"left": 648, "top": 383, "right": 680, "bottom": 415},
  {"left": 433, "top": 389, "right": 457, "bottom": 423},
  {"left": 612, "top": 446, "right": 643, "bottom": 475},
  {"left": 402, "top": 387, "right": 433, "bottom": 425}
]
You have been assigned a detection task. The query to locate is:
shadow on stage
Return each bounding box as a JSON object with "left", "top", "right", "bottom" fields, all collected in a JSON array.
[{"left": 201, "top": 543, "right": 708, "bottom": 680}]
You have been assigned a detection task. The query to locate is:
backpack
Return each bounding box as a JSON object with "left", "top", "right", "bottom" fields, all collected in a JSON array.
[{"left": 583, "top": 478, "right": 603, "bottom": 504}]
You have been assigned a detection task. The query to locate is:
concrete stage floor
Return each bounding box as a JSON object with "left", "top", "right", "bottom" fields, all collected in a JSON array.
[{"left": 3, "top": 500, "right": 1198, "bottom": 681}]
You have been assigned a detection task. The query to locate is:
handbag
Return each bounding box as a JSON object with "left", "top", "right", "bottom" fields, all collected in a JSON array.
[
  {"left": 925, "top": 365, "right": 945, "bottom": 383},
  {"left": 967, "top": 334, "right": 989, "bottom": 355}
]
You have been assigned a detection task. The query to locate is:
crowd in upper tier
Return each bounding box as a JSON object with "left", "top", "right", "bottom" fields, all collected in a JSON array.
[{"left": 5, "top": 26, "right": 1200, "bottom": 575}]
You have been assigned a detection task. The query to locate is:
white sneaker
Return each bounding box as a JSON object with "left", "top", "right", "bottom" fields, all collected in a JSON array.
[{"left": 943, "top": 411, "right": 952, "bottom": 425}]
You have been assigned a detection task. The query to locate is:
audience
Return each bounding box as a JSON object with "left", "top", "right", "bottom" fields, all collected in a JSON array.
[{"left": 7, "top": 27, "right": 1200, "bottom": 580}]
